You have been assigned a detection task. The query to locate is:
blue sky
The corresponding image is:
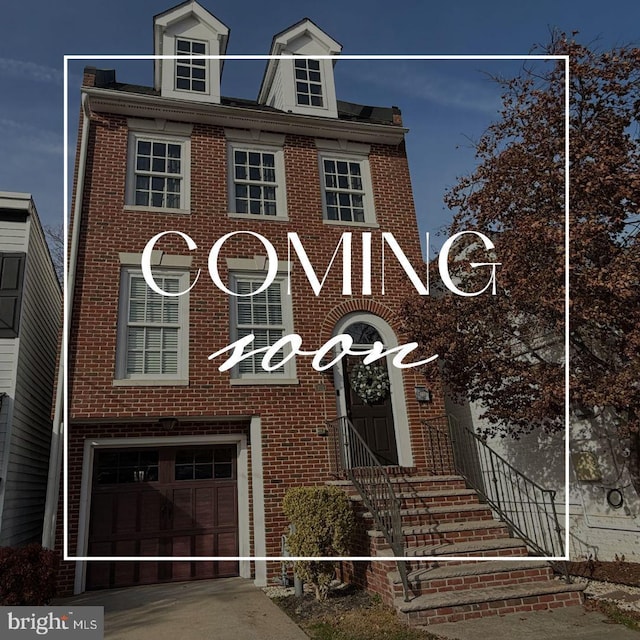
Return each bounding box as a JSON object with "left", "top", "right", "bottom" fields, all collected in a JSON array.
[{"left": 1, "top": 0, "right": 639, "bottom": 252}]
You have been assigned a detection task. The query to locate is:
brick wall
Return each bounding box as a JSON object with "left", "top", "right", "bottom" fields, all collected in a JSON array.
[{"left": 61, "top": 101, "right": 451, "bottom": 594}]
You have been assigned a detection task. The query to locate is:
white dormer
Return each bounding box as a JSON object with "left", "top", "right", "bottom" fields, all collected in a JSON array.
[
  {"left": 258, "top": 19, "right": 342, "bottom": 118},
  {"left": 153, "top": 1, "right": 229, "bottom": 104}
]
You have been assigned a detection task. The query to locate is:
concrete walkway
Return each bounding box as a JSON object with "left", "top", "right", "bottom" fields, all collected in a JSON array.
[
  {"left": 54, "top": 578, "right": 308, "bottom": 640},
  {"left": 427, "top": 606, "right": 639, "bottom": 639}
]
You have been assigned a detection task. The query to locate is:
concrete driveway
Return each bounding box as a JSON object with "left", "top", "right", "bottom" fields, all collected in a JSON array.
[{"left": 54, "top": 578, "right": 308, "bottom": 640}]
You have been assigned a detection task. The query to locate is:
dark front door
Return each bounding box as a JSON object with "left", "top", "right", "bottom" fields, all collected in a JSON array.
[
  {"left": 86, "top": 445, "right": 239, "bottom": 590},
  {"left": 344, "top": 355, "right": 398, "bottom": 465}
]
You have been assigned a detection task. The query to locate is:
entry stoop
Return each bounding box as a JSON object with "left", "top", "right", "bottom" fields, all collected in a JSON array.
[{"left": 329, "top": 474, "right": 584, "bottom": 626}]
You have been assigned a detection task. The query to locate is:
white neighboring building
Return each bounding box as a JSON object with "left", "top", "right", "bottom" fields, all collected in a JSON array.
[
  {"left": 0, "top": 192, "right": 61, "bottom": 546},
  {"left": 446, "top": 397, "right": 640, "bottom": 562}
]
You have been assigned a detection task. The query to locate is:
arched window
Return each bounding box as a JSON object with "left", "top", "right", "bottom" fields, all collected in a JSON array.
[{"left": 343, "top": 321, "right": 383, "bottom": 346}]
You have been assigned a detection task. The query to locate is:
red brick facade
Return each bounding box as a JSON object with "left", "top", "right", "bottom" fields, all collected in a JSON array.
[{"left": 58, "top": 60, "right": 447, "bottom": 595}]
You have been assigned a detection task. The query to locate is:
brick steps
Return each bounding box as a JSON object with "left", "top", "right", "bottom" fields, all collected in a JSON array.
[
  {"left": 395, "top": 581, "right": 585, "bottom": 625},
  {"left": 334, "top": 473, "right": 583, "bottom": 626},
  {"left": 368, "top": 519, "right": 512, "bottom": 548},
  {"left": 388, "top": 560, "right": 553, "bottom": 598},
  {"left": 360, "top": 504, "right": 495, "bottom": 528}
]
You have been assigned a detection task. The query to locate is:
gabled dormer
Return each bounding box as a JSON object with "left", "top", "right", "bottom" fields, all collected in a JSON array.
[
  {"left": 258, "top": 19, "right": 342, "bottom": 118},
  {"left": 153, "top": 0, "right": 229, "bottom": 104}
]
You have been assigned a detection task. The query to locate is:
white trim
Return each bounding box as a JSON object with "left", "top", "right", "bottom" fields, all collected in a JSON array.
[
  {"left": 224, "top": 128, "right": 285, "bottom": 146},
  {"left": 315, "top": 138, "right": 371, "bottom": 155},
  {"left": 119, "top": 251, "right": 193, "bottom": 267},
  {"left": 125, "top": 129, "right": 191, "bottom": 213},
  {"left": 126, "top": 118, "right": 193, "bottom": 136},
  {"left": 332, "top": 312, "right": 413, "bottom": 467},
  {"left": 115, "top": 267, "right": 190, "bottom": 383},
  {"left": 250, "top": 416, "right": 267, "bottom": 587},
  {"left": 74, "top": 432, "right": 252, "bottom": 593}
]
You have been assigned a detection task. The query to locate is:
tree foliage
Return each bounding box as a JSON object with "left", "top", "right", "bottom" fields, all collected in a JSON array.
[
  {"left": 282, "top": 486, "right": 355, "bottom": 601},
  {"left": 403, "top": 36, "right": 640, "bottom": 446}
]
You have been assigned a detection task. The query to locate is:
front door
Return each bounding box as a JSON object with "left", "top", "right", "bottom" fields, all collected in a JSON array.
[{"left": 343, "top": 354, "right": 398, "bottom": 466}]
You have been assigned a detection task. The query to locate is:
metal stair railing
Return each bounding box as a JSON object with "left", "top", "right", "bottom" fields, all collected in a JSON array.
[
  {"left": 426, "top": 414, "right": 566, "bottom": 560},
  {"left": 327, "top": 416, "right": 410, "bottom": 601}
]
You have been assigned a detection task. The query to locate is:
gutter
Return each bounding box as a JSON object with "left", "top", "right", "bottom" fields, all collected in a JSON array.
[
  {"left": 42, "top": 93, "right": 91, "bottom": 549},
  {"left": 83, "top": 86, "right": 408, "bottom": 146}
]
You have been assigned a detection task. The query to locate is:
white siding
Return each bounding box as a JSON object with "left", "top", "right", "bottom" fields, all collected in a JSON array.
[
  {"left": 0, "top": 218, "right": 27, "bottom": 252},
  {"left": 446, "top": 397, "right": 640, "bottom": 562},
  {"left": 0, "top": 213, "right": 61, "bottom": 546}
]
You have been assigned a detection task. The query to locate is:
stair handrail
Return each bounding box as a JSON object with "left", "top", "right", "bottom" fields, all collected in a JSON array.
[
  {"left": 327, "top": 416, "right": 410, "bottom": 601},
  {"left": 427, "top": 414, "right": 566, "bottom": 559}
]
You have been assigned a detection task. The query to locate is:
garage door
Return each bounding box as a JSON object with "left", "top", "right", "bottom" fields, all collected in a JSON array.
[{"left": 86, "top": 445, "right": 239, "bottom": 590}]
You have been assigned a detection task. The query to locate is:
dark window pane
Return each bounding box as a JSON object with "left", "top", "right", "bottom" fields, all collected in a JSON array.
[
  {"left": 137, "top": 140, "right": 151, "bottom": 155},
  {"left": 195, "top": 464, "right": 213, "bottom": 479},
  {"left": 308, "top": 59, "right": 320, "bottom": 70},
  {"left": 176, "top": 78, "right": 190, "bottom": 90},
  {"left": 193, "top": 80, "right": 205, "bottom": 92},
  {"left": 192, "top": 42, "right": 206, "bottom": 54},
  {"left": 175, "top": 465, "right": 193, "bottom": 481}
]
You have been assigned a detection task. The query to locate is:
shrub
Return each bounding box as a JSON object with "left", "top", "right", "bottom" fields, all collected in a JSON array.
[
  {"left": 0, "top": 544, "right": 59, "bottom": 605},
  {"left": 282, "top": 486, "right": 355, "bottom": 601}
]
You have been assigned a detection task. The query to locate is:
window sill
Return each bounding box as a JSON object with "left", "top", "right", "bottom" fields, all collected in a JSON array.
[
  {"left": 124, "top": 205, "right": 191, "bottom": 215},
  {"left": 322, "top": 219, "right": 379, "bottom": 229},
  {"left": 113, "top": 378, "right": 189, "bottom": 387},
  {"left": 230, "top": 377, "right": 299, "bottom": 386},
  {"left": 228, "top": 212, "right": 289, "bottom": 222}
]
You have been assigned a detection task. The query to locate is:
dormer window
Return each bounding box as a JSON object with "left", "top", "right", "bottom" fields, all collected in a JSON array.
[
  {"left": 294, "top": 58, "right": 323, "bottom": 107},
  {"left": 258, "top": 19, "right": 341, "bottom": 118},
  {"left": 176, "top": 38, "right": 207, "bottom": 93}
]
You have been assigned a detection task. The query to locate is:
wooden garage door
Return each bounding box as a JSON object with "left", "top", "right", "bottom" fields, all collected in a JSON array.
[{"left": 86, "top": 445, "right": 239, "bottom": 590}]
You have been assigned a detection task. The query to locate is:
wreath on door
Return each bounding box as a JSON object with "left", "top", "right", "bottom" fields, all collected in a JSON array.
[{"left": 349, "top": 361, "right": 390, "bottom": 404}]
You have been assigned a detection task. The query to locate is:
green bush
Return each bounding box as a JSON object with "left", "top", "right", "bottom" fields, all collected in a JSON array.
[
  {"left": 0, "top": 544, "right": 59, "bottom": 605},
  {"left": 282, "top": 486, "right": 355, "bottom": 601}
]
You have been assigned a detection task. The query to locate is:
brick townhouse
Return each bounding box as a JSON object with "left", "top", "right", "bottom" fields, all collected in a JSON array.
[{"left": 46, "top": 1, "right": 584, "bottom": 623}]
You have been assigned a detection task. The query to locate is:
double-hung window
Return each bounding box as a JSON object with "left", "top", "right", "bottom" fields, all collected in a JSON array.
[
  {"left": 176, "top": 38, "right": 207, "bottom": 93},
  {"left": 229, "top": 273, "right": 295, "bottom": 382},
  {"left": 317, "top": 141, "right": 376, "bottom": 225},
  {"left": 116, "top": 269, "right": 189, "bottom": 384},
  {"left": 294, "top": 58, "right": 323, "bottom": 107},
  {"left": 225, "top": 129, "right": 287, "bottom": 219},
  {"left": 126, "top": 120, "right": 192, "bottom": 213},
  {"left": 232, "top": 149, "right": 278, "bottom": 216}
]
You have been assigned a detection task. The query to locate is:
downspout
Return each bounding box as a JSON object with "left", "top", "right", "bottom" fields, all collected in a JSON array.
[{"left": 42, "top": 92, "right": 91, "bottom": 549}]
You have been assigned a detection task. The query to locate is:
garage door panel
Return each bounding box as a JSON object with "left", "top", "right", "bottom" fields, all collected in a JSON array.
[
  {"left": 216, "top": 531, "right": 237, "bottom": 557},
  {"left": 170, "top": 488, "right": 194, "bottom": 530},
  {"left": 139, "top": 492, "right": 163, "bottom": 533},
  {"left": 194, "top": 487, "right": 215, "bottom": 528},
  {"left": 114, "top": 494, "right": 139, "bottom": 534},
  {"left": 89, "top": 494, "right": 113, "bottom": 535},
  {"left": 216, "top": 485, "right": 237, "bottom": 527}
]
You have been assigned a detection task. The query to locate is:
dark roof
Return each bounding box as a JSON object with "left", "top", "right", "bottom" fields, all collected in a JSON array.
[{"left": 88, "top": 67, "right": 400, "bottom": 126}]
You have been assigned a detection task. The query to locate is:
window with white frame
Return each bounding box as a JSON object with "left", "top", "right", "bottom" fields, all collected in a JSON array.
[
  {"left": 232, "top": 149, "right": 279, "bottom": 216},
  {"left": 225, "top": 130, "right": 287, "bottom": 219},
  {"left": 116, "top": 269, "right": 189, "bottom": 382},
  {"left": 126, "top": 131, "right": 190, "bottom": 211},
  {"left": 176, "top": 38, "right": 207, "bottom": 93},
  {"left": 294, "top": 58, "right": 324, "bottom": 107},
  {"left": 229, "top": 274, "right": 295, "bottom": 381},
  {"left": 319, "top": 152, "right": 376, "bottom": 224}
]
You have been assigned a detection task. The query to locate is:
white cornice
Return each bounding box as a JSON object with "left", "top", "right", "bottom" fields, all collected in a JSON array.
[{"left": 83, "top": 87, "right": 407, "bottom": 145}]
